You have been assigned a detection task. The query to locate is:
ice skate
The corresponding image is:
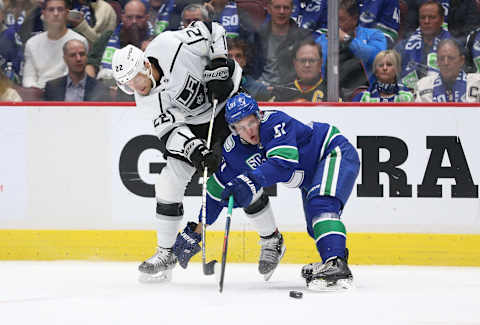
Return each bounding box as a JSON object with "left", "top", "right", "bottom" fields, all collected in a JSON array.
[
  {"left": 258, "top": 231, "right": 286, "bottom": 281},
  {"left": 138, "top": 246, "right": 177, "bottom": 283},
  {"left": 302, "top": 256, "right": 353, "bottom": 291}
]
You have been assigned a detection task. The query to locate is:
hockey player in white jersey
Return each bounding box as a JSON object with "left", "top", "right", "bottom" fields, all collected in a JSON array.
[{"left": 112, "top": 20, "right": 242, "bottom": 282}]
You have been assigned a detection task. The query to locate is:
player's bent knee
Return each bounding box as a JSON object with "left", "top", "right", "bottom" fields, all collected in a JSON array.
[
  {"left": 156, "top": 201, "right": 184, "bottom": 218},
  {"left": 244, "top": 193, "right": 269, "bottom": 215}
]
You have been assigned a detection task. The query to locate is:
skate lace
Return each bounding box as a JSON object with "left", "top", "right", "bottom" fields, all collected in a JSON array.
[
  {"left": 312, "top": 258, "right": 337, "bottom": 274},
  {"left": 146, "top": 247, "right": 173, "bottom": 265},
  {"left": 259, "top": 236, "right": 281, "bottom": 263}
]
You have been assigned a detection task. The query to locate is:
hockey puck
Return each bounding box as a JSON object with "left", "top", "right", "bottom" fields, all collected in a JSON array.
[{"left": 289, "top": 290, "right": 303, "bottom": 299}]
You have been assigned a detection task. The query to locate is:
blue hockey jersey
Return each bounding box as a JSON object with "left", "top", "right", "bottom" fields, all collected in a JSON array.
[
  {"left": 357, "top": 0, "right": 400, "bottom": 46},
  {"left": 204, "top": 110, "right": 348, "bottom": 224}
]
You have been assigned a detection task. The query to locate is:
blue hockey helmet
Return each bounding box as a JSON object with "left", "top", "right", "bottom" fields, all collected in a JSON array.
[{"left": 225, "top": 93, "right": 260, "bottom": 125}]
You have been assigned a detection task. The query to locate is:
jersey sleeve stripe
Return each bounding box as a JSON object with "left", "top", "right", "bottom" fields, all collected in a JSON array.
[
  {"left": 207, "top": 174, "right": 224, "bottom": 201},
  {"left": 319, "top": 125, "right": 341, "bottom": 159},
  {"left": 266, "top": 146, "right": 299, "bottom": 163},
  {"left": 169, "top": 43, "right": 183, "bottom": 73},
  {"left": 187, "top": 38, "right": 208, "bottom": 46}
]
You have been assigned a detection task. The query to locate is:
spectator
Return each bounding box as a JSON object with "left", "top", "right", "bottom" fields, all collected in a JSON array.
[
  {"left": 4, "top": 0, "right": 34, "bottom": 32},
  {"left": 0, "top": 69, "right": 22, "bottom": 101},
  {"left": 257, "top": 0, "right": 312, "bottom": 86},
  {"left": 22, "top": 0, "right": 89, "bottom": 89},
  {"left": 293, "top": 0, "right": 399, "bottom": 47},
  {"left": 236, "top": 0, "right": 267, "bottom": 31},
  {"left": 227, "top": 37, "right": 272, "bottom": 101},
  {"left": 395, "top": 0, "right": 452, "bottom": 90},
  {"left": 0, "top": 0, "right": 23, "bottom": 80},
  {"left": 164, "top": 0, "right": 203, "bottom": 31},
  {"left": 17, "top": 0, "right": 44, "bottom": 43},
  {"left": 353, "top": 49, "right": 414, "bottom": 102},
  {"left": 179, "top": 3, "right": 209, "bottom": 29},
  {"left": 147, "top": 0, "right": 174, "bottom": 34},
  {"left": 44, "top": 39, "right": 109, "bottom": 101},
  {"left": 292, "top": 0, "right": 328, "bottom": 37},
  {"left": 357, "top": 0, "right": 400, "bottom": 48},
  {"left": 464, "top": 1, "right": 480, "bottom": 72},
  {"left": 315, "top": 0, "right": 386, "bottom": 83},
  {"left": 272, "top": 38, "right": 328, "bottom": 102},
  {"left": 205, "top": 0, "right": 259, "bottom": 40},
  {"left": 404, "top": 0, "right": 449, "bottom": 36},
  {"left": 85, "top": 0, "right": 153, "bottom": 89},
  {"left": 449, "top": 0, "right": 480, "bottom": 46},
  {"left": 68, "top": 0, "right": 118, "bottom": 44},
  {"left": 416, "top": 39, "right": 480, "bottom": 102}
]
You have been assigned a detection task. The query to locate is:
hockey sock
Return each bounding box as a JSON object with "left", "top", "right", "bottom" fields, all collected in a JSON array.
[{"left": 309, "top": 196, "right": 347, "bottom": 262}]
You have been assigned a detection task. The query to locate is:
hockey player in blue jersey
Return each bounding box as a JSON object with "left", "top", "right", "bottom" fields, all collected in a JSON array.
[{"left": 172, "top": 93, "right": 360, "bottom": 289}]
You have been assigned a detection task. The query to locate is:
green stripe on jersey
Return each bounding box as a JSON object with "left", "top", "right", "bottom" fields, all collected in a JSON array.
[
  {"left": 266, "top": 146, "right": 299, "bottom": 162},
  {"left": 321, "top": 126, "right": 340, "bottom": 158},
  {"left": 206, "top": 174, "right": 224, "bottom": 201},
  {"left": 313, "top": 219, "right": 346, "bottom": 240},
  {"left": 323, "top": 148, "right": 339, "bottom": 196}
]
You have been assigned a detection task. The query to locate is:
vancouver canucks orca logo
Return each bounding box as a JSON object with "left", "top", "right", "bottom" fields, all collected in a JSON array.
[{"left": 246, "top": 153, "right": 266, "bottom": 169}]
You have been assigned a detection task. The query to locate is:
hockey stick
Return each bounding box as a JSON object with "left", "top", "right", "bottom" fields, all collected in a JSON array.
[
  {"left": 219, "top": 195, "right": 234, "bottom": 293},
  {"left": 201, "top": 98, "right": 218, "bottom": 276}
]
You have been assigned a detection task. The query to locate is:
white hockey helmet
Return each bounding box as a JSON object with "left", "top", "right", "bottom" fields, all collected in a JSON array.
[{"left": 112, "top": 44, "right": 156, "bottom": 95}]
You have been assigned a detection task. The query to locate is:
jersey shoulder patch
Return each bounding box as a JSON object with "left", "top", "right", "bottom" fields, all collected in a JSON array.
[{"left": 223, "top": 134, "right": 236, "bottom": 152}]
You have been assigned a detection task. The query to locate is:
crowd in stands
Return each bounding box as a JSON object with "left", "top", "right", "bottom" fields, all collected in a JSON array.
[{"left": 1, "top": 0, "right": 480, "bottom": 103}]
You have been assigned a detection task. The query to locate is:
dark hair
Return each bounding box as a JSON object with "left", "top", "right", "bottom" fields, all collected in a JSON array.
[
  {"left": 43, "top": 0, "right": 68, "bottom": 9},
  {"left": 419, "top": 0, "right": 444, "bottom": 18},
  {"left": 339, "top": 0, "right": 359, "bottom": 18},
  {"left": 227, "top": 37, "right": 251, "bottom": 62},
  {"left": 294, "top": 38, "right": 322, "bottom": 59}
]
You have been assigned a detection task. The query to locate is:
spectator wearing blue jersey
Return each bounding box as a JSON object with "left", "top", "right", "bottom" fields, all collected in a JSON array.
[
  {"left": 146, "top": 0, "right": 174, "bottom": 34},
  {"left": 466, "top": 26, "right": 480, "bottom": 73},
  {"left": 394, "top": 0, "right": 452, "bottom": 89},
  {"left": 353, "top": 50, "right": 414, "bottom": 102},
  {"left": 0, "top": 0, "right": 24, "bottom": 81},
  {"left": 204, "top": 0, "right": 242, "bottom": 38},
  {"left": 293, "top": 0, "right": 400, "bottom": 47},
  {"left": 292, "top": 0, "right": 328, "bottom": 37},
  {"left": 257, "top": 0, "right": 312, "bottom": 86},
  {"left": 357, "top": 0, "right": 400, "bottom": 48},
  {"left": 4, "top": 0, "right": 34, "bottom": 32},
  {"left": 315, "top": 0, "right": 387, "bottom": 84},
  {"left": 171, "top": 93, "right": 360, "bottom": 290},
  {"left": 404, "top": 0, "right": 449, "bottom": 36}
]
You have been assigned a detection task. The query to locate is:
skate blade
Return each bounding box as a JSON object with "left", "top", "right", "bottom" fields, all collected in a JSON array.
[
  {"left": 263, "top": 245, "right": 287, "bottom": 281},
  {"left": 138, "top": 269, "right": 173, "bottom": 283},
  {"left": 308, "top": 278, "right": 354, "bottom": 292}
]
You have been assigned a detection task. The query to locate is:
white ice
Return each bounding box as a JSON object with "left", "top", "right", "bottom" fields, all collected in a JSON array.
[{"left": 1, "top": 261, "right": 479, "bottom": 325}]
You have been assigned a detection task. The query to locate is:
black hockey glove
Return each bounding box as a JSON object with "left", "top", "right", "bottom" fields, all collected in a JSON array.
[
  {"left": 184, "top": 138, "right": 220, "bottom": 173},
  {"left": 204, "top": 58, "right": 235, "bottom": 103}
]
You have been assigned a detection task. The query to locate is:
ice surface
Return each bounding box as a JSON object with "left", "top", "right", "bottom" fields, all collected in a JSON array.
[{"left": 0, "top": 261, "right": 479, "bottom": 325}]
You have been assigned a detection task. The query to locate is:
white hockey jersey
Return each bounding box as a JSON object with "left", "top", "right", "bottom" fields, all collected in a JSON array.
[
  {"left": 134, "top": 21, "right": 242, "bottom": 141},
  {"left": 415, "top": 72, "right": 480, "bottom": 103}
]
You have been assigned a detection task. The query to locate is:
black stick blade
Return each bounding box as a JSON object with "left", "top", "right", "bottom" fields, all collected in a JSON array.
[{"left": 203, "top": 260, "right": 217, "bottom": 275}]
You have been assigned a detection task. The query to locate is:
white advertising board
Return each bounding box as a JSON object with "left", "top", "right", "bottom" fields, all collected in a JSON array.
[{"left": 0, "top": 104, "right": 479, "bottom": 233}]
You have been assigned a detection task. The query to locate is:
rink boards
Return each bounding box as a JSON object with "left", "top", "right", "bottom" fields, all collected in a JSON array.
[{"left": 1, "top": 102, "right": 480, "bottom": 265}]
